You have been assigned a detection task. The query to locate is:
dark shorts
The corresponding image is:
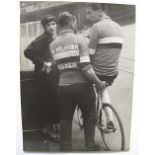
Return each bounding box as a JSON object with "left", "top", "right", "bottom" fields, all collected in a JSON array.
[{"left": 97, "top": 74, "right": 118, "bottom": 86}]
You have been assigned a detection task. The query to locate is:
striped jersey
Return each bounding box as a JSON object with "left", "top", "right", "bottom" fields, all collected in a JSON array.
[
  {"left": 89, "top": 16, "right": 123, "bottom": 76},
  {"left": 49, "top": 30, "right": 89, "bottom": 86}
]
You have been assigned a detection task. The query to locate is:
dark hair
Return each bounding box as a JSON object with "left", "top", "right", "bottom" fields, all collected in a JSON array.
[
  {"left": 57, "top": 12, "right": 75, "bottom": 27},
  {"left": 87, "top": 3, "right": 106, "bottom": 11},
  {"left": 41, "top": 15, "right": 56, "bottom": 28}
]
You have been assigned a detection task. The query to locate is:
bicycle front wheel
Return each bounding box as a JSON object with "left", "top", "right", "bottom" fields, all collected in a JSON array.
[{"left": 99, "top": 103, "right": 125, "bottom": 151}]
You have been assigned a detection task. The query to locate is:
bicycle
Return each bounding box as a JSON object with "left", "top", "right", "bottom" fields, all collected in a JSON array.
[{"left": 77, "top": 86, "right": 125, "bottom": 151}]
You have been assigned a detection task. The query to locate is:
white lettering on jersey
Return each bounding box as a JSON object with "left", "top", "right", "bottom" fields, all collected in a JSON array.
[
  {"left": 53, "top": 44, "right": 79, "bottom": 54},
  {"left": 58, "top": 62, "right": 78, "bottom": 71}
]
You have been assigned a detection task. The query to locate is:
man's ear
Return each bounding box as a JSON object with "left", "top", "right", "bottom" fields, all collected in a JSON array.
[
  {"left": 98, "top": 9, "right": 104, "bottom": 18},
  {"left": 71, "top": 21, "right": 77, "bottom": 34}
]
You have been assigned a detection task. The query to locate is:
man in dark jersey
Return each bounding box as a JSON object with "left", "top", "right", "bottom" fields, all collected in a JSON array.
[
  {"left": 24, "top": 15, "right": 60, "bottom": 141},
  {"left": 86, "top": 3, "right": 123, "bottom": 129},
  {"left": 50, "top": 12, "right": 107, "bottom": 151}
]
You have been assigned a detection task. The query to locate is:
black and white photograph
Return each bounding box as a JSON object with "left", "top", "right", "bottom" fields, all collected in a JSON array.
[{"left": 20, "top": 1, "right": 135, "bottom": 152}]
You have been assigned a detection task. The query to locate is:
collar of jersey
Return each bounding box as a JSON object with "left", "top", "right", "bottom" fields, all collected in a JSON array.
[{"left": 59, "top": 29, "right": 74, "bottom": 35}]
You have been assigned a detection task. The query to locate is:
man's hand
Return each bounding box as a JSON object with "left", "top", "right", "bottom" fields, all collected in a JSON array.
[
  {"left": 42, "top": 62, "right": 52, "bottom": 73},
  {"left": 96, "top": 81, "right": 109, "bottom": 91}
]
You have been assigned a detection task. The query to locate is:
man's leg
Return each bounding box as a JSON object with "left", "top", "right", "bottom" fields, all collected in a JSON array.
[
  {"left": 77, "top": 84, "right": 97, "bottom": 150},
  {"left": 58, "top": 86, "right": 77, "bottom": 151},
  {"left": 100, "top": 88, "right": 115, "bottom": 129}
]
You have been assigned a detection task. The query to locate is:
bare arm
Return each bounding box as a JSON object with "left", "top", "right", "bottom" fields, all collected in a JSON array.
[{"left": 78, "top": 35, "right": 108, "bottom": 89}]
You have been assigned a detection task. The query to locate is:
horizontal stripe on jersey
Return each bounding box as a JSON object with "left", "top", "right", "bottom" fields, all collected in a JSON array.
[
  {"left": 56, "top": 56, "right": 79, "bottom": 64},
  {"left": 97, "top": 43, "right": 122, "bottom": 49},
  {"left": 80, "top": 55, "right": 91, "bottom": 63},
  {"left": 98, "top": 37, "right": 123, "bottom": 44},
  {"left": 53, "top": 49, "right": 79, "bottom": 61}
]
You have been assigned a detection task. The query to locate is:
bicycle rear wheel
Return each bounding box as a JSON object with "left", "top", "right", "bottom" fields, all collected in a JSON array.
[{"left": 99, "top": 103, "right": 125, "bottom": 151}]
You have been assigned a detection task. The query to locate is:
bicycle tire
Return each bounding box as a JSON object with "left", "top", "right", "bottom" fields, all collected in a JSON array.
[{"left": 99, "top": 103, "right": 125, "bottom": 151}]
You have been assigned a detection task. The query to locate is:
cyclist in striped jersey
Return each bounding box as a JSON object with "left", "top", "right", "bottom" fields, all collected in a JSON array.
[{"left": 86, "top": 3, "right": 123, "bottom": 130}]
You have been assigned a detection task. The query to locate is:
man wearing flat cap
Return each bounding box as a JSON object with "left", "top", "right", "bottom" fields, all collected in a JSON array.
[{"left": 24, "top": 15, "right": 60, "bottom": 141}]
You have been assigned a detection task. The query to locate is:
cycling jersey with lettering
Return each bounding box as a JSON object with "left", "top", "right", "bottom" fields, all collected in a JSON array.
[
  {"left": 49, "top": 30, "right": 89, "bottom": 86},
  {"left": 89, "top": 16, "right": 123, "bottom": 76}
]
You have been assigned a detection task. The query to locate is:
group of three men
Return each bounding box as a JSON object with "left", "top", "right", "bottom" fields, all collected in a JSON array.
[{"left": 24, "top": 3, "right": 123, "bottom": 151}]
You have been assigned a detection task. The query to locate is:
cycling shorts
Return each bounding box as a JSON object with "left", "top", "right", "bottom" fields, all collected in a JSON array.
[{"left": 97, "top": 74, "right": 118, "bottom": 86}]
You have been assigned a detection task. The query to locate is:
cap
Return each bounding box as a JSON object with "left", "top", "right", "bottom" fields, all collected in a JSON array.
[{"left": 41, "top": 15, "right": 56, "bottom": 27}]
